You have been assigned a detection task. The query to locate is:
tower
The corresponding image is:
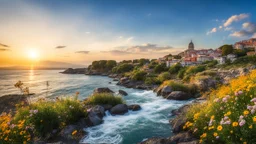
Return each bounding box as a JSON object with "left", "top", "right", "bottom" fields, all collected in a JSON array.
[{"left": 188, "top": 40, "right": 194, "bottom": 50}]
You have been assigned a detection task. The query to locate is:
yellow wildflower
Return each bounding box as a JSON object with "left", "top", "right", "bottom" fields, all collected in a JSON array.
[
  {"left": 230, "top": 130, "right": 233, "bottom": 134},
  {"left": 217, "top": 125, "right": 222, "bottom": 131},
  {"left": 200, "top": 133, "right": 207, "bottom": 138},
  {"left": 226, "top": 111, "right": 231, "bottom": 116},
  {"left": 213, "top": 132, "right": 218, "bottom": 137},
  {"left": 253, "top": 116, "right": 256, "bottom": 122},
  {"left": 211, "top": 115, "right": 215, "bottom": 119},
  {"left": 232, "top": 122, "right": 238, "bottom": 127},
  {"left": 249, "top": 125, "right": 253, "bottom": 129},
  {"left": 243, "top": 110, "right": 249, "bottom": 115},
  {"left": 72, "top": 130, "right": 77, "bottom": 136}
]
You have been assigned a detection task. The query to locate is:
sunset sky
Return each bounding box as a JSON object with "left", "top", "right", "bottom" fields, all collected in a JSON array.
[{"left": 0, "top": 0, "right": 255, "bottom": 67}]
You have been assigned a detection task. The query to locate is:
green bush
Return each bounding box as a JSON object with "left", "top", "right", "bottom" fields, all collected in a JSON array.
[
  {"left": 13, "top": 98, "right": 86, "bottom": 137},
  {"left": 84, "top": 93, "right": 124, "bottom": 106},
  {"left": 169, "top": 63, "right": 183, "bottom": 74},
  {"left": 145, "top": 77, "right": 161, "bottom": 85},
  {"left": 158, "top": 72, "right": 171, "bottom": 82},
  {"left": 131, "top": 70, "right": 147, "bottom": 81},
  {"left": 161, "top": 80, "right": 198, "bottom": 95},
  {"left": 154, "top": 64, "right": 167, "bottom": 73},
  {"left": 177, "top": 67, "right": 187, "bottom": 79},
  {"left": 185, "top": 65, "right": 206, "bottom": 75},
  {"left": 112, "top": 63, "right": 134, "bottom": 73}
]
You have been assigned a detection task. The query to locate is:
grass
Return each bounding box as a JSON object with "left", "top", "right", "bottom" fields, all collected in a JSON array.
[
  {"left": 84, "top": 93, "right": 125, "bottom": 106},
  {"left": 0, "top": 97, "right": 87, "bottom": 143},
  {"left": 160, "top": 80, "right": 198, "bottom": 95},
  {"left": 184, "top": 70, "right": 256, "bottom": 143}
]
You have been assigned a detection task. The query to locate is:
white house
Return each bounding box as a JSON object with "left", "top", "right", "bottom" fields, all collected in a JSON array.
[{"left": 227, "top": 54, "right": 237, "bottom": 62}]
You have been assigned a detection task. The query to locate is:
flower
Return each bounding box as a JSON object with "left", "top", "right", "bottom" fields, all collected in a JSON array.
[
  {"left": 213, "top": 132, "right": 218, "bottom": 137},
  {"left": 243, "top": 110, "right": 249, "bottom": 115},
  {"left": 72, "top": 130, "right": 77, "bottom": 136},
  {"left": 253, "top": 116, "right": 256, "bottom": 122},
  {"left": 217, "top": 125, "right": 222, "bottom": 131},
  {"left": 239, "top": 119, "right": 246, "bottom": 126},
  {"left": 200, "top": 133, "right": 207, "bottom": 138},
  {"left": 226, "top": 111, "right": 231, "bottom": 116},
  {"left": 232, "top": 122, "right": 238, "bottom": 127},
  {"left": 249, "top": 125, "right": 253, "bottom": 129}
]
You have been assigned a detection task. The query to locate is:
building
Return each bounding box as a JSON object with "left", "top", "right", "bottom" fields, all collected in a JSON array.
[
  {"left": 166, "top": 59, "right": 180, "bottom": 67},
  {"left": 227, "top": 54, "right": 237, "bottom": 62},
  {"left": 234, "top": 38, "right": 256, "bottom": 49}
]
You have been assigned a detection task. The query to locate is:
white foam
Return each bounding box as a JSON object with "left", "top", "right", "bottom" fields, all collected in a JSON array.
[{"left": 82, "top": 90, "right": 189, "bottom": 144}]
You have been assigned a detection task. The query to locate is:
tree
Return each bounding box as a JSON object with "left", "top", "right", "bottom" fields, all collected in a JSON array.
[
  {"left": 219, "top": 44, "right": 233, "bottom": 56},
  {"left": 106, "top": 60, "right": 117, "bottom": 70},
  {"left": 154, "top": 64, "right": 166, "bottom": 73},
  {"left": 169, "top": 63, "right": 183, "bottom": 74}
]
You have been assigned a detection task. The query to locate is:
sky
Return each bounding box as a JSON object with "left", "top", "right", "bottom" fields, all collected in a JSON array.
[{"left": 0, "top": 0, "right": 255, "bottom": 67}]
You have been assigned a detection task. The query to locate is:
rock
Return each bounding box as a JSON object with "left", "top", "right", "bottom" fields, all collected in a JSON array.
[
  {"left": 60, "top": 68, "right": 86, "bottom": 74},
  {"left": 86, "top": 111, "right": 103, "bottom": 126},
  {"left": 60, "top": 125, "right": 79, "bottom": 140},
  {"left": 170, "top": 105, "right": 190, "bottom": 133},
  {"left": 93, "top": 87, "right": 114, "bottom": 94},
  {"left": 128, "top": 104, "right": 141, "bottom": 111},
  {"left": 178, "top": 140, "right": 198, "bottom": 144},
  {"left": 0, "top": 94, "right": 30, "bottom": 114},
  {"left": 109, "top": 82, "right": 112, "bottom": 84},
  {"left": 194, "top": 77, "right": 216, "bottom": 91},
  {"left": 170, "top": 105, "right": 191, "bottom": 116},
  {"left": 161, "top": 86, "right": 172, "bottom": 96},
  {"left": 90, "top": 105, "right": 105, "bottom": 118},
  {"left": 100, "top": 104, "right": 113, "bottom": 111},
  {"left": 139, "top": 137, "right": 172, "bottom": 144},
  {"left": 118, "top": 90, "right": 128, "bottom": 96},
  {"left": 110, "top": 104, "right": 128, "bottom": 115},
  {"left": 113, "top": 78, "right": 119, "bottom": 81},
  {"left": 120, "top": 77, "right": 129, "bottom": 83},
  {"left": 109, "top": 74, "right": 118, "bottom": 78},
  {"left": 168, "top": 132, "right": 197, "bottom": 143},
  {"left": 165, "top": 91, "right": 192, "bottom": 100}
]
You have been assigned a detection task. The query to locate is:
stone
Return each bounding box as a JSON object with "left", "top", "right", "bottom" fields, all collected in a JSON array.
[
  {"left": 128, "top": 104, "right": 141, "bottom": 111},
  {"left": 110, "top": 104, "right": 128, "bottom": 115},
  {"left": 139, "top": 137, "right": 172, "bottom": 144},
  {"left": 90, "top": 105, "right": 105, "bottom": 118},
  {"left": 93, "top": 87, "right": 114, "bottom": 94},
  {"left": 168, "top": 132, "right": 197, "bottom": 143},
  {"left": 118, "top": 90, "right": 128, "bottom": 96},
  {"left": 86, "top": 111, "right": 103, "bottom": 126},
  {"left": 161, "top": 86, "right": 172, "bottom": 96},
  {"left": 165, "top": 91, "right": 192, "bottom": 100},
  {"left": 100, "top": 104, "right": 113, "bottom": 111}
]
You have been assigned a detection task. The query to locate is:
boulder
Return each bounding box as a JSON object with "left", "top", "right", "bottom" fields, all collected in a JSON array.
[
  {"left": 86, "top": 111, "right": 103, "bottom": 126},
  {"left": 165, "top": 91, "right": 192, "bottom": 100},
  {"left": 120, "top": 77, "right": 129, "bottom": 83},
  {"left": 60, "top": 125, "right": 79, "bottom": 140},
  {"left": 128, "top": 104, "right": 141, "bottom": 111},
  {"left": 161, "top": 86, "right": 172, "bottom": 96},
  {"left": 139, "top": 137, "right": 172, "bottom": 144},
  {"left": 113, "top": 78, "right": 119, "bottom": 81},
  {"left": 168, "top": 132, "right": 197, "bottom": 143},
  {"left": 90, "top": 105, "right": 105, "bottom": 118},
  {"left": 100, "top": 104, "right": 113, "bottom": 111},
  {"left": 60, "top": 68, "right": 86, "bottom": 74},
  {"left": 118, "top": 90, "right": 128, "bottom": 96},
  {"left": 93, "top": 87, "right": 114, "bottom": 94},
  {"left": 110, "top": 104, "right": 128, "bottom": 115},
  {"left": 170, "top": 105, "right": 191, "bottom": 116},
  {"left": 194, "top": 77, "right": 216, "bottom": 91}
]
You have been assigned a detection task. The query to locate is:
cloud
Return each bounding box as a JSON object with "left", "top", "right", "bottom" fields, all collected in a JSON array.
[
  {"left": 75, "top": 51, "right": 90, "bottom": 54},
  {"left": 207, "top": 27, "right": 217, "bottom": 35},
  {"left": 223, "top": 13, "right": 249, "bottom": 27},
  {"left": 0, "top": 43, "right": 9, "bottom": 47},
  {"left": 224, "top": 27, "right": 232, "bottom": 31},
  {"left": 219, "top": 26, "right": 223, "bottom": 29},
  {"left": 55, "top": 46, "right": 66, "bottom": 49},
  {"left": 230, "top": 22, "right": 256, "bottom": 37},
  {"left": 103, "top": 43, "right": 174, "bottom": 55},
  {"left": 252, "top": 33, "right": 256, "bottom": 38},
  {"left": 85, "top": 32, "right": 90, "bottom": 34},
  {"left": 0, "top": 48, "right": 10, "bottom": 51},
  {"left": 126, "top": 37, "right": 134, "bottom": 42}
]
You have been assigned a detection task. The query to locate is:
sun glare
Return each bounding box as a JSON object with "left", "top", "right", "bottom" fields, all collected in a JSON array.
[{"left": 28, "top": 49, "right": 39, "bottom": 59}]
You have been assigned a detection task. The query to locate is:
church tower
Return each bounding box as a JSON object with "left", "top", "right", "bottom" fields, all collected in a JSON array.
[{"left": 188, "top": 40, "right": 194, "bottom": 50}]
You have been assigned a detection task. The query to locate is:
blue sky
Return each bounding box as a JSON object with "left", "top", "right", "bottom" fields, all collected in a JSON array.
[{"left": 0, "top": 0, "right": 255, "bottom": 65}]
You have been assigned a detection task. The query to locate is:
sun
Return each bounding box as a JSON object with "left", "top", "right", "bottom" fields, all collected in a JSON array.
[{"left": 28, "top": 49, "right": 39, "bottom": 59}]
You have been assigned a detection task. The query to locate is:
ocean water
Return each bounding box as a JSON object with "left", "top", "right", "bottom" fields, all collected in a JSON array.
[{"left": 0, "top": 70, "right": 191, "bottom": 144}]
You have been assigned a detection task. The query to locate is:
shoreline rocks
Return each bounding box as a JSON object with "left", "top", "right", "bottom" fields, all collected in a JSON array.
[
  {"left": 164, "top": 91, "right": 193, "bottom": 100},
  {"left": 93, "top": 87, "right": 114, "bottom": 94},
  {"left": 60, "top": 68, "right": 87, "bottom": 74},
  {"left": 128, "top": 104, "right": 141, "bottom": 111},
  {"left": 118, "top": 90, "right": 128, "bottom": 96},
  {"left": 110, "top": 104, "right": 128, "bottom": 115}
]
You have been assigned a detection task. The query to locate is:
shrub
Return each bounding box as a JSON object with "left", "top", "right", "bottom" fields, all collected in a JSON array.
[
  {"left": 154, "top": 64, "right": 167, "bottom": 73},
  {"left": 158, "top": 72, "right": 171, "bottom": 82},
  {"left": 196, "top": 70, "right": 217, "bottom": 77},
  {"left": 177, "top": 67, "right": 187, "bottom": 79},
  {"left": 160, "top": 80, "right": 198, "bottom": 95},
  {"left": 84, "top": 93, "right": 124, "bottom": 106},
  {"left": 169, "top": 63, "right": 183, "bottom": 74},
  {"left": 13, "top": 98, "right": 86, "bottom": 138},
  {"left": 130, "top": 70, "right": 147, "bottom": 81},
  {"left": 145, "top": 77, "right": 161, "bottom": 85},
  {"left": 184, "top": 70, "right": 256, "bottom": 143},
  {"left": 112, "top": 63, "right": 134, "bottom": 74}
]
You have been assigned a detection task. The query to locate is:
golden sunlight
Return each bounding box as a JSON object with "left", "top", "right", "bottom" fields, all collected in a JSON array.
[{"left": 28, "top": 49, "right": 39, "bottom": 59}]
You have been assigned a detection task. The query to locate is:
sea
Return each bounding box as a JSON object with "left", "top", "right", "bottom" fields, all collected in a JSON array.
[{"left": 0, "top": 69, "right": 191, "bottom": 144}]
